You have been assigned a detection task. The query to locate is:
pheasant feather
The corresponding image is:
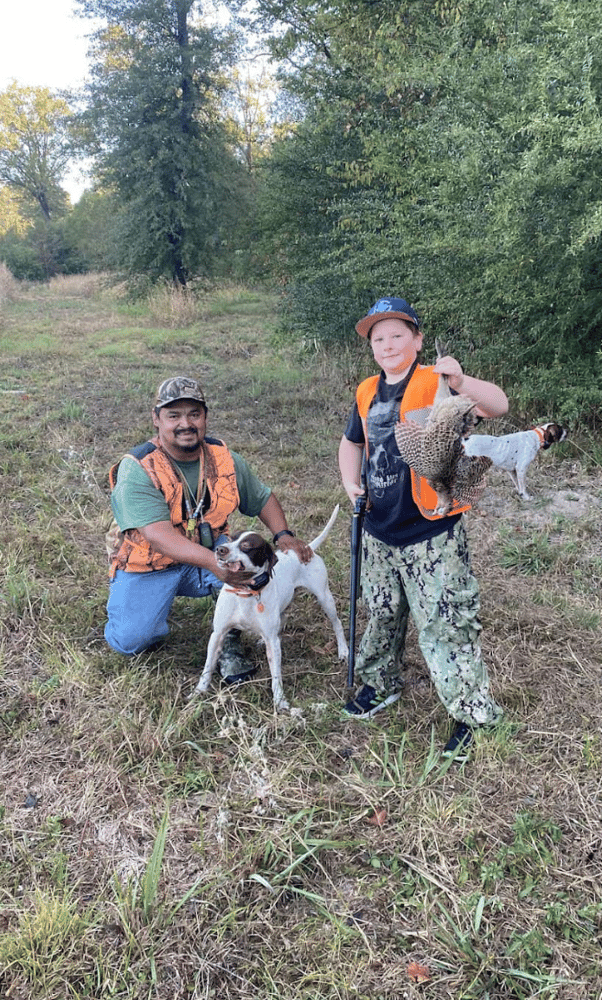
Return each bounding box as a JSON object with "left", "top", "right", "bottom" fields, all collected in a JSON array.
[{"left": 394, "top": 348, "right": 492, "bottom": 515}]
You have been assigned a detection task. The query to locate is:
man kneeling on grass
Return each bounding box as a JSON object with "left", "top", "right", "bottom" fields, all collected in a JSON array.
[{"left": 104, "top": 376, "right": 312, "bottom": 683}]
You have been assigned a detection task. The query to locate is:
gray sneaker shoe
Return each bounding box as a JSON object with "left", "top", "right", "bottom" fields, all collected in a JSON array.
[{"left": 217, "top": 630, "right": 257, "bottom": 685}]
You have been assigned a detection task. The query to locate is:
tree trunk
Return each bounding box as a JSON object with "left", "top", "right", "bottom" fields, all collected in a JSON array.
[{"left": 36, "top": 188, "right": 52, "bottom": 221}]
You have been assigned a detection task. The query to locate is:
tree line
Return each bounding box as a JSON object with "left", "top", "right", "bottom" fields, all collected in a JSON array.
[{"left": 1, "top": 0, "right": 601, "bottom": 424}]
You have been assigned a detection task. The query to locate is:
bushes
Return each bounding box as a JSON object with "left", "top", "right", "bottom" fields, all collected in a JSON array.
[
  {"left": 512, "top": 356, "right": 602, "bottom": 428},
  {"left": 0, "top": 218, "right": 88, "bottom": 281}
]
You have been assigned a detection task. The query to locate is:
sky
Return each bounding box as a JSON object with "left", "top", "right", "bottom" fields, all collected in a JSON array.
[
  {"left": 0, "top": 0, "right": 91, "bottom": 92},
  {"left": 1, "top": 1, "right": 236, "bottom": 202},
  {"left": 1, "top": 0, "right": 94, "bottom": 200},
  {"left": 1, "top": 1, "right": 248, "bottom": 203}
]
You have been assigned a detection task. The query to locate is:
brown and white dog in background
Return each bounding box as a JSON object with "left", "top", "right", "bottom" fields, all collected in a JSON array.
[
  {"left": 463, "top": 422, "right": 567, "bottom": 500},
  {"left": 190, "top": 506, "right": 348, "bottom": 712}
]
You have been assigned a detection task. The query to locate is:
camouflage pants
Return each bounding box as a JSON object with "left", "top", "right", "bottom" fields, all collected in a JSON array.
[{"left": 356, "top": 521, "right": 502, "bottom": 726}]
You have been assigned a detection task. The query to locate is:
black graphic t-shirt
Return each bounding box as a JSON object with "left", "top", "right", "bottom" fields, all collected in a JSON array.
[{"left": 344, "top": 370, "right": 460, "bottom": 548}]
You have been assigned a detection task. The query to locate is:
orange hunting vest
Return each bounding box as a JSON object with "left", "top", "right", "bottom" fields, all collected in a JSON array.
[
  {"left": 108, "top": 437, "right": 239, "bottom": 576},
  {"left": 356, "top": 365, "right": 471, "bottom": 521}
]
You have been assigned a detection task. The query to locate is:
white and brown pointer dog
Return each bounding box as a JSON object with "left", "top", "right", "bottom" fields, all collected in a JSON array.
[
  {"left": 190, "top": 506, "right": 348, "bottom": 712},
  {"left": 463, "top": 422, "right": 567, "bottom": 500}
]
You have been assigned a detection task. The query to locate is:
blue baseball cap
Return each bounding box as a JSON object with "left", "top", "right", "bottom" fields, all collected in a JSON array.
[{"left": 355, "top": 297, "right": 421, "bottom": 338}]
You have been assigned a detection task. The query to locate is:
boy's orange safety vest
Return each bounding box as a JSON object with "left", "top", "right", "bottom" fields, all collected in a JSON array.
[
  {"left": 355, "top": 365, "right": 471, "bottom": 521},
  {"left": 108, "top": 437, "right": 239, "bottom": 577}
]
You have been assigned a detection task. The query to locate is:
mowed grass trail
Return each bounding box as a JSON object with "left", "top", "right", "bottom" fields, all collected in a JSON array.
[{"left": 1, "top": 274, "right": 602, "bottom": 999}]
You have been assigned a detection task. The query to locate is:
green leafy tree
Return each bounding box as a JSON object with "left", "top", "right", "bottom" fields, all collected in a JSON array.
[
  {"left": 0, "top": 187, "right": 29, "bottom": 238},
  {"left": 77, "top": 0, "right": 248, "bottom": 285},
  {"left": 224, "top": 65, "right": 275, "bottom": 173},
  {"left": 0, "top": 82, "right": 72, "bottom": 222},
  {"left": 60, "top": 187, "right": 121, "bottom": 272},
  {"left": 0, "top": 82, "right": 82, "bottom": 278},
  {"left": 243, "top": 0, "right": 602, "bottom": 422}
]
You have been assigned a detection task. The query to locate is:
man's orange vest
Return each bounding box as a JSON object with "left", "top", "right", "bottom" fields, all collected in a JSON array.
[
  {"left": 356, "top": 365, "right": 471, "bottom": 521},
  {"left": 108, "top": 437, "right": 239, "bottom": 577}
]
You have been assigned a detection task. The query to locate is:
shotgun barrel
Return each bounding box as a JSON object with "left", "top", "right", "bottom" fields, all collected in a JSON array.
[{"left": 347, "top": 493, "right": 367, "bottom": 688}]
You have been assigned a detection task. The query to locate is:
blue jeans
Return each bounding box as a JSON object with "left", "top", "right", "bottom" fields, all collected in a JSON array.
[{"left": 105, "top": 561, "right": 223, "bottom": 656}]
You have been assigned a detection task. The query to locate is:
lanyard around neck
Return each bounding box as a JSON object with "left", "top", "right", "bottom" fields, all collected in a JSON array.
[{"left": 161, "top": 447, "right": 207, "bottom": 521}]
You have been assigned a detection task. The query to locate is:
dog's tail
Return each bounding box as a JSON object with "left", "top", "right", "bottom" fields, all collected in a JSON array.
[{"left": 310, "top": 505, "right": 340, "bottom": 551}]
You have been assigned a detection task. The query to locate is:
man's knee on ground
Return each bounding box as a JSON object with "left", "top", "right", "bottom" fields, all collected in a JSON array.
[{"left": 104, "top": 620, "right": 168, "bottom": 656}]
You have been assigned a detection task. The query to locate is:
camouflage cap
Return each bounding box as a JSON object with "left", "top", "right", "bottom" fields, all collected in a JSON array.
[{"left": 155, "top": 376, "right": 206, "bottom": 409}]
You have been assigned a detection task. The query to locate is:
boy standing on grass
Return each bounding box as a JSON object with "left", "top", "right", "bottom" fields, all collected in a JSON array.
[{"left": 338, "top": 297, "right": 508, "bottom": 758}]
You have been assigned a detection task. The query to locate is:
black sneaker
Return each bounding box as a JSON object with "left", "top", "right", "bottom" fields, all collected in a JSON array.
[
  {"left": 221, "top": 666, "right": 259, "bottom": 687},
  {"left": 141, "top": 638, "right": 166, "bottom": 654},
  {"left": 442, "top": 721, "right": 473, "bottom": 761},
  {"left": 343, "top": 684, "right": 401, "bottom": 719}
]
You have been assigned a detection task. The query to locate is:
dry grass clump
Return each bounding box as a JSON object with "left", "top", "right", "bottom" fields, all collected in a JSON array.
[
  {"left": 1, "top": 278, "right": 601, "bottom": 999},
  {"left": 0, "top": 260, "right": 19, "bottom": 306},
  {"left": 46, "top": 272, "right": 110, "bottom": 298},
  {"left": 147, "top": 280, "right": 206, "bottom": 328},
  {"left": 146, "top": 279, "right": 269, "bottom": 330}
]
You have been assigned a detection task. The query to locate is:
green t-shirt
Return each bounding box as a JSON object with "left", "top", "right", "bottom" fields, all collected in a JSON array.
[{"left": 111, "top": 447, "right": 272, "bottom": 531}]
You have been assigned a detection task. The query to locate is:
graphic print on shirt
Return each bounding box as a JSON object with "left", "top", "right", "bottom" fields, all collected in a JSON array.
[{"left": 366, "top": 397, "right": 404, "bottom": 500}]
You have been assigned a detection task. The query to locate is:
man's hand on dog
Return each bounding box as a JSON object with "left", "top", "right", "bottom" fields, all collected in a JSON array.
[
  {"left": 276, "top": 534, "right": 313, "bottom": 564},
  {"left": 213, "top": 560, "right": 256, "bottom": 588}
]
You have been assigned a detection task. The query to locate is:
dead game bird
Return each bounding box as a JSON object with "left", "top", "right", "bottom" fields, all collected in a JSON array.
[{"left": 394, "top": 341, "right": 492, "bottom": 516}]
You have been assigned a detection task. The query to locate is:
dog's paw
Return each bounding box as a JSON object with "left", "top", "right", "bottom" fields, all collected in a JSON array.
[
  {"left": 188, "top": 680, "right": 209, "bottom": 701},
  {"left": 275, "top": 698, "right": 290, "bottom": 713}
]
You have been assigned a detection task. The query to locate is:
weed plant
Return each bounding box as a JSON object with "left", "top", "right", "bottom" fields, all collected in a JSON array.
[{"left": 0, "top": 275, "right": 601, "bottom": 998}]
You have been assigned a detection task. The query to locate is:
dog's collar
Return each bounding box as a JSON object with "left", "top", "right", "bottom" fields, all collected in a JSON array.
[
  {"left": 249, "top": 571, "right": 270, "bottom": 592},
  {"left": 225, "top": 570, "right": 270, "bottom": 598},
  {"left": 533, "top": 426, "right": 545, "bottom": 445},
  {"left": 224, "top": 573, "right": 269, "bottom": 613}
]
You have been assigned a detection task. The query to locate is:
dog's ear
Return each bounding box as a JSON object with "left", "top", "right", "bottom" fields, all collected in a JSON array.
[
  {"left": 553, "top": 425, "right": 568, "bottom": 444},
  {"left": 240, "top": 533, "right": 277, "bottom": 573},
  {"left": 255, "top": 539, "right": 278, "bottom": 578},
  {"left": 541, "top": 424, "right": 566, "bottom": 448},
  {"left": 266, "top": 544, "right": 278, "bottom": 576},
  {"left": 252, "top": 536, "right": 277, "bottom": 575}
]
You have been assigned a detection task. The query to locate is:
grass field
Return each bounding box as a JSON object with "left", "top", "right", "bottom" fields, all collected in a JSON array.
[{"left": 1, "top": 272, "right": 602, "bottom": 999}]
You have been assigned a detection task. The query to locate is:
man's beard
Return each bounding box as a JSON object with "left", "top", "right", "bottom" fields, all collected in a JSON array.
[
  {"left": 177, "top": 440, "right": 200, "bottom": 453},
  {"left": 174, "top": 431, "right": 200, "bottom": 453}
]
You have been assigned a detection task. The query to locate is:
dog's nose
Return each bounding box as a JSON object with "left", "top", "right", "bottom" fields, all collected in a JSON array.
[{"left": 216, "top": 545, "right": 230, "bottom": 558}]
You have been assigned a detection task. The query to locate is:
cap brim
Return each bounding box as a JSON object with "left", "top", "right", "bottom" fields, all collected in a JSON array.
[
  {"left": 156, "top": 395, "right": 205, "bottom": 408},
  {"left": 356, "top": 311, "right": 419, "bottom": 338}
]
